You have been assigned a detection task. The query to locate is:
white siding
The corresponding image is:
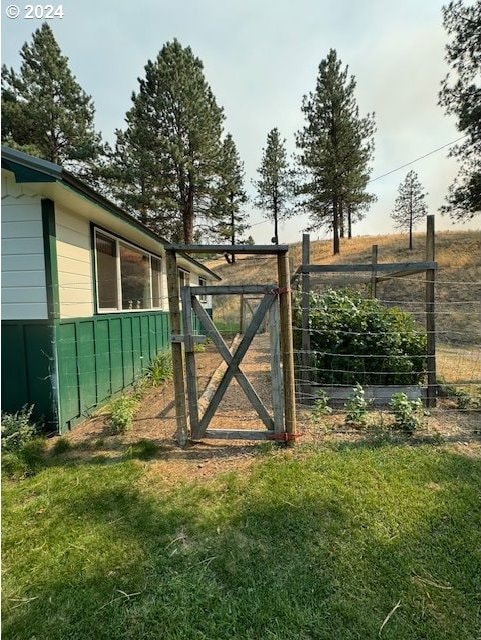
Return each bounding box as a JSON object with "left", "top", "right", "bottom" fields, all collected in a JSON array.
[
  {"left": 55, "top": 205, "right": 94, "bottom": 318},
  {"left": 1, "top": 172, "right": 47, "bottom": 320}
]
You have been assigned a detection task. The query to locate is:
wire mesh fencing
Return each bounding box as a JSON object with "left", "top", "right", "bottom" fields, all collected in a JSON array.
[{"left": 292, "top": 268, "right": 481, "bottom": 424}]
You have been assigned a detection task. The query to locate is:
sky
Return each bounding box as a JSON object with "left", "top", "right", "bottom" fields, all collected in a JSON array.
[{"left": 2, "top": 0, "right": 478, "bottom": 243}]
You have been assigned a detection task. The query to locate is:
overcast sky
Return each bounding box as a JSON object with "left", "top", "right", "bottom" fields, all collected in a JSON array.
[{"left": 2, "top": 0, "right": 477, "bottom": 243}]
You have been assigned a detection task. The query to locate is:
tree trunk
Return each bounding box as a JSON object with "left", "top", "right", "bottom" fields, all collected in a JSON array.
[
  {"left": 273, "top": 195, "right": 279, "bottom": 243},
  {"left": 183, "top": 182, "right": 195, "bottom": 244},
  {"left": 347, "top": 205, "right": 352, "bottom": 239},
  {"left": 339, "top": 202, "right": 345, "bottom": 239},
  {"left": 409, "top": 190, "right": 413, "bottom": 250},
  {"left": 230, "top": 191, "right": 236, "bottom": 264},
  {"left": 332, "top": 196, "right": 340, "bottom": 255}
]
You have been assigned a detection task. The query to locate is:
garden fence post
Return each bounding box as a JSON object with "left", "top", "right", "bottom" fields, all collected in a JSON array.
[
  {"left": 371, "top": 244, "right": 378, "bottom": 298},
  {"left": 278, "top": 251, "right": 297, "bottom": 441},
  {"left": 166, "top": 250, "right": 189, "bottom": 447},
  {"left": 426, "top": 215, "right": 437, "bottom": 407}
]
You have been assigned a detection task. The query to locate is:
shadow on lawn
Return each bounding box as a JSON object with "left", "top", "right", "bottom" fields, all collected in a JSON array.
[{"left": 3, "top": 446, "right": 480, "bottom": 640}]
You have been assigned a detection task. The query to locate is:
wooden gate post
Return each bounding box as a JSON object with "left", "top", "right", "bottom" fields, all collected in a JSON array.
[
  {"left": 166, "top": 250, "right": 189, "bottom": 447},
  {"left": 181, "top": 287, "right": 200, "bottom": 439},
  {"left": 277, "top": 252, "right": 297, "bottom": 440},
  {"left": 301, "top": 233, "right": 311, "bottom": 403},
  {"left": 426, "top": 215, "right": 437, "bottom": 408}
]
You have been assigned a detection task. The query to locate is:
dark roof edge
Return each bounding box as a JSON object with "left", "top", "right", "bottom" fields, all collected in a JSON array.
[{"left": 1, "top": 145, "right": 221, "bottom": 281}]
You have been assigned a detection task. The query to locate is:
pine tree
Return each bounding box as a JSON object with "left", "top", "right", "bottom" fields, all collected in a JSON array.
[
  {"left": 391, "top": 170, "right": 428, "bottom": 250},
  {"left": 211, "top": 134, "right": 248, "bottom": 263},
  {"left": 254, "top": 128, "right": 293, "bottom": 243},
  {"left": 296, "top": 49, "right": 375, "bottom": 254},
  {"left": 1, "top": 23, "right": 104, "bottom": 179},
  {"left": 110, "top": 39, "right": 225, "bottom": 243},
  {"left": 439, "top": 0, "right": 480, "bottom": 221}
]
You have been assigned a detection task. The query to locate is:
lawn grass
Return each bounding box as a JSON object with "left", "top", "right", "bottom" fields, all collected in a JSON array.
[{"left": 2, "top": 443, "right": 480, "bottom": 639}]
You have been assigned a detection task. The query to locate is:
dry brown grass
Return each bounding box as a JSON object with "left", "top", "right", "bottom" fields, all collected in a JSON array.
[
  {"left": 437, "top": 344, "right": 481, "bottom": 384},
  {"left": 207, "top": 230, "right": 480, "bottom": 280}
]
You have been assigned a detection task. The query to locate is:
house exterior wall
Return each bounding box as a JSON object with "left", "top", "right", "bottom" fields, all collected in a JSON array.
[
  {"left": 1, "top": 163, "right": 219, "bottom": 433},
  {"left": 1, "top": 320, "right": 56, "bottom": 428},
  {"left": 55, "top": 203, "right": 94, "bottom": 318},
  {"left": 56, "top": 311, "right": 170, "bottom": 432},
  {"left": 1, "top": 172, "right": 48, "bottom": 320}
]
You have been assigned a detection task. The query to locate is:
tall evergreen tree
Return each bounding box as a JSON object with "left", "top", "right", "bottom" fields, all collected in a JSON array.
[
  {"left": 296, "top": 49, "right": 375, "bottom": 254},
  {"left": 1, "top": 23, "right": 103, "bottom": 179},
  {"left": 254, "top": 128, "right": 293, "bottom": 243},
  {"left": 391, "top": 170, "right": 428, "bottom": 250},
  {"left": 110, "top": 39, "right": 225, "bottom": 243},
  {"left": 211, "top": 134, "right": 248, "bottom": 263},
  {"left": 439, "top": 0, "right": 480, "bottom": 221}
]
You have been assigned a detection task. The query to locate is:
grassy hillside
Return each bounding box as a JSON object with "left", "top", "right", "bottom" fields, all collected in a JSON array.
[
  {"left": 206, "top": 230, "right": 480, "bottom": 386},
  {"left": 207, "top": 230, "right": 480, "bottom": 276}
]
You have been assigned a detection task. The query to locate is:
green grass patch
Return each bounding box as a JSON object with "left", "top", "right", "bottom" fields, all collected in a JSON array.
[{"left": 2, "top": 443, "right": 480, "bottom": 639}]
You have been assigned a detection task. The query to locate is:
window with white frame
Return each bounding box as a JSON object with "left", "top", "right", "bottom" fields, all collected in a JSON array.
[
  {"left": 94, "top": 229, "right": 163, "bottom": 312},
  {"left": 198, "top": 277, "right": 207, "bottom": 303},
  {"left": 178, "top": 268, "right": 190, "bottom": 290}
]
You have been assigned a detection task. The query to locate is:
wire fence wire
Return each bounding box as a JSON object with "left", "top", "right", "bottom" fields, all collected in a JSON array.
[{"left": 290, "top": 270, "right": 481, "bottom": 414}]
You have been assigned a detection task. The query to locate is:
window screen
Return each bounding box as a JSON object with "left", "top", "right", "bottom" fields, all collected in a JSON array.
[{"left": 120, "top": 243, "right": 150, "bottom": 310}]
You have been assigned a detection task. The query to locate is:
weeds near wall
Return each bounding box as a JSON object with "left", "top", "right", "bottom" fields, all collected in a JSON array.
[
  {"left": 146, "top": 349, "right": 173, "bottom": 386},
  {"left": 1, "top": 406, "right": 45, "bottom": 477},
  {"left": 107, "top": 395, "right": 139, "bottom": 434}
]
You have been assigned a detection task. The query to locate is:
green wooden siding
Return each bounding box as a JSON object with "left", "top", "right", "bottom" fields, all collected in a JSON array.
[
  {"left": 2, "top": 309, "right": 201, "bottom": 434},
  {"left": 56, "top": 311, "right": 170, "bottom": 432},
  {"left": 1, "top": 321, "right": 56, "bottom": 428}
]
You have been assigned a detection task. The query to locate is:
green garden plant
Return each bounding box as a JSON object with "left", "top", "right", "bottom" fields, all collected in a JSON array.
[
  {"left": 1, "top": 406, "right": 45, "bottom": 477},
  {"left": 389, "top": 392, "right": 424, "bottom": 434},
  {"left": 344, "top": 383, "right": 370, "bottom": 428},
  {"left": 1, "top": 405, "right": 37, "bottom": 452},
  {"left": 294, "top": 288, "right": 427, "bottom": 386},
  {"left": 107, "top": 395, "right": 139, "bottom": 434},
  {"left": 309, "top": 391, "right": 333, "bottom": 438},
  {"left": 146, "top": 349, "right": 173, "bottom": 386}
]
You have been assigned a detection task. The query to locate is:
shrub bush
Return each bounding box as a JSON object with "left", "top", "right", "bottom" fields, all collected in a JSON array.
[
  {"left": 389, "top": 392, "right": 424, "bottom": 434},
  {"left": 1, "top": 406, "right": 46, "bottom": 477},
  {"left": 1, "top": 405, "right": 37, "bottom": 452},
  {"left": 294, "top": 289, "right": 426, "bottom": 385},
  {"left": 344, "top": 383, "right": 370, "bottom": 428}
]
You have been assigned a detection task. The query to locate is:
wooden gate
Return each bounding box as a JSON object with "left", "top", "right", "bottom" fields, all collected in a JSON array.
[
  {"left": 165, "top": 244, "right": 297, "bottom": 447},
  {"left": 181, "top": 284, "right": 284, "bottom": 441}
]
